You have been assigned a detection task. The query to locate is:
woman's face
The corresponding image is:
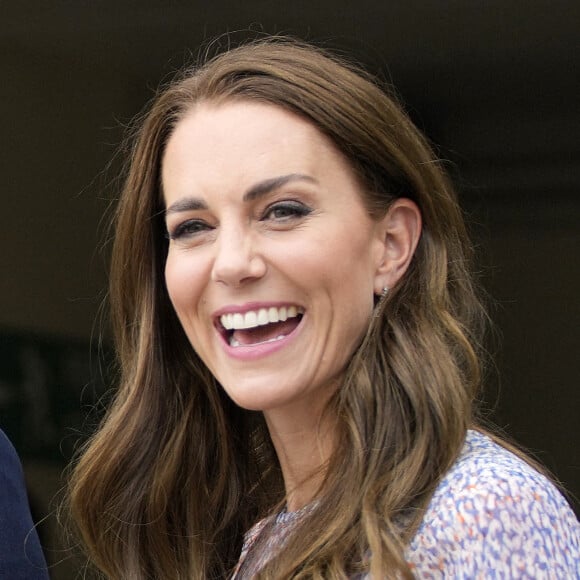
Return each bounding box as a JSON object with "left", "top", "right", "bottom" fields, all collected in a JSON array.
[{"left": 162, "top": 101, "right": 386, "bottom": 416}]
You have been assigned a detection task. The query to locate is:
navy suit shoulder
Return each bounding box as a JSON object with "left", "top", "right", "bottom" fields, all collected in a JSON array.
[{"left": 0, "top": 430, "right": 49, "bottom": 579}]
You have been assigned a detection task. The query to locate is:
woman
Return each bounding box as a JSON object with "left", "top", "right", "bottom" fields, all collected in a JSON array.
[{"left": 69, "top": 38, "right": 579, "bottom": 578}]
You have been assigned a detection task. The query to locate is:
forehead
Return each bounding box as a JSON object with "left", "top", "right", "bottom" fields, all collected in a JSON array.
[{"left": 161, "top": 101, "right": 357, "bottom": 193}]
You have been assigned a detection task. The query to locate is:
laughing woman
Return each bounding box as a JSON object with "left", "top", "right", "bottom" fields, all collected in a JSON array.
[{"left": 69, "top": 38, "right": 579, "bottom": 578}]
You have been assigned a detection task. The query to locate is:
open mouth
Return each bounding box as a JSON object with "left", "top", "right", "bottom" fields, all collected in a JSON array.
[{"left": 218, "top": 305, "right": 304, "bottom": 347}]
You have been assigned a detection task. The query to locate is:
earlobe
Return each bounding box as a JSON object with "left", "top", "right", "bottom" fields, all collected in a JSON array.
[{"left": 373, "top": 198, "right": 422, "bottom": 294}]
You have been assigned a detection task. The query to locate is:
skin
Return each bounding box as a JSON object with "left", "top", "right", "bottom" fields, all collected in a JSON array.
[{"left": 162, "top": 101, "right": 421, "bottom": 508}]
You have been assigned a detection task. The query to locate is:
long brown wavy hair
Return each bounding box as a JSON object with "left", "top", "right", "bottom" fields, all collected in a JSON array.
[{"left": 69, "top": 37, "right": 489, "bottom": 578}]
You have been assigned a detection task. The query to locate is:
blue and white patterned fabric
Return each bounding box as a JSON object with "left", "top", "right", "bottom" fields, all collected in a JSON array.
[
  {"left": 404, "top": 430, "right": 579, "bottom": 578},
  {"left": 233, "top": 430, "right": 579, "bottom": 578}
]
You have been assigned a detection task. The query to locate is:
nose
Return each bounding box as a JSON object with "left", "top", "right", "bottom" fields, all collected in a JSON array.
[{"left": 210, "top": 225, "right": 266, "bottom": 287}]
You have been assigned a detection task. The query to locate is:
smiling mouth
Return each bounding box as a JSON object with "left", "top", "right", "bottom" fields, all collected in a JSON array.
[{"left": 219, "top": 305, "right": 304, "bottom": 347}]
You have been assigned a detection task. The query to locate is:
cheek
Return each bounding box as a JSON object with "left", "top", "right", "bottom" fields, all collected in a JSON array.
[
  {"left": 164, "top": 254, "right": 203, "bottom": 320},
  {"left": 164, "top": 255, "right": 182, "bottom": 308},
  {"left": 329, "top": 244, "right": 379, "bottom": 327}
]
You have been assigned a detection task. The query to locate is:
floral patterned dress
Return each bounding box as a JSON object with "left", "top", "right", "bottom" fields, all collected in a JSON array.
[{"left": 232, "top": 430, "right": 580, "bottom": 578}]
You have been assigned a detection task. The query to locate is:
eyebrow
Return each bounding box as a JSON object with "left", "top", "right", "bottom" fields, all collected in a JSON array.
[
  {"left": 165, "top": 173, "right": 317, "bottom": 215},
  {"left": 243, "top": 173, "right": 317, "bottom": 202}
]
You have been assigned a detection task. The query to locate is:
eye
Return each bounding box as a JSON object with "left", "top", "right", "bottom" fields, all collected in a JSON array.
[
  {"left": 262, "top": 200, "right": 312, "bottom": 221},
  {"left": 167, "top": 219, "right": 212, "bottom": 241}
]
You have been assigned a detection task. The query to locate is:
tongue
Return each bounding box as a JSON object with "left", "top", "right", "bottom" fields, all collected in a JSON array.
[{"left": 232, "top": 318, "right": 300, "bottom": 346}]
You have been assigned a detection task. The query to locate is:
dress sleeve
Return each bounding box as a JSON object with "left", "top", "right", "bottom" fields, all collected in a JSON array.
[
  {"left": 407, "top": 455, "right": 580, "bottom": 578},
  {"left": 0, "top": 430, "right": 49, "bottom": 579}
]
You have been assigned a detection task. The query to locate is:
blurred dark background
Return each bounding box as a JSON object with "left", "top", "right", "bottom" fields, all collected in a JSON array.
[{"left": 1, "top": 1, "right": 578, "bottom": 577}]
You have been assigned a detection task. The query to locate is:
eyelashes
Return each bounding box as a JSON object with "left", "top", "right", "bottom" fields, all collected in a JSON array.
[
  {"left": 167, "top": 219, "right": 211, "bottom": 240},
  {"left": 166, "top": 200, "right": 313, "bottom": 241},
  {"left": 261, "top": 200, "right": 312, "bottom": 221}
]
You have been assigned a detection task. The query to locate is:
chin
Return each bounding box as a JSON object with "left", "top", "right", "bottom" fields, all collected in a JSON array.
[{"left": 218, "top": 373, "right": 296, "bottom": 412}]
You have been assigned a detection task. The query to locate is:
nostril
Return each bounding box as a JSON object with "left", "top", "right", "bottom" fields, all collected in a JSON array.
[{"left": 211, "top": 238, "right": 267, "bottom": 287}]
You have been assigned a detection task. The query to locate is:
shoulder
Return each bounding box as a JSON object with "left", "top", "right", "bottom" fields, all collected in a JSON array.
[
  {"left": 406, "top": 430, "right": 580, "bottom": 578},
  {"left": 0, "top": 429, "right": 49, "bottom": 579},
  {"left": 0, "top": 428, "right": 20, "bottom": 466},
  {"left": 0, "top": 428, "right": 28, "bottom": 506}
]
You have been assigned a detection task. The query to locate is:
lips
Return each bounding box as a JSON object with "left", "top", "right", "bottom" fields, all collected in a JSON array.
[{"left": 216, "top": 305, "right": 304, "bottom": 348}]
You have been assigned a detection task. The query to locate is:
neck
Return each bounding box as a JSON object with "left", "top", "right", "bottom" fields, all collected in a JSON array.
[{"left": 264, "top": 402, "right": 337, "bottom": 512}]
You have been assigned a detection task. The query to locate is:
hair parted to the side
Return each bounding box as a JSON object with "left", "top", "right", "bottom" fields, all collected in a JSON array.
[{"left": 68, "top": 37, "right": 488, "bottom": 579}]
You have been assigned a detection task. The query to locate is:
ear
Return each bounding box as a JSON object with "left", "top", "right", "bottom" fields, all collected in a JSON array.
[{"left": 373, "top": 198, "right": 422, "bottom": 294}]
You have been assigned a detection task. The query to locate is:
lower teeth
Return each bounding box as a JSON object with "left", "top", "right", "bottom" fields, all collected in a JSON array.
[{"left": 230, "top": 335, "right": 286, "bottom": 348}]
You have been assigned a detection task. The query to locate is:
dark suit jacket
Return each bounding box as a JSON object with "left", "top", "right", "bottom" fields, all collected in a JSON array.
[{"left": 0, "top": 429, "right": 49, "bottom": 579}]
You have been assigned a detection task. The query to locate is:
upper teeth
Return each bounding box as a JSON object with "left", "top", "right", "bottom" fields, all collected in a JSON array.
[{"left": 220, "top": 306, "right": 302, "bottom": 330}]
